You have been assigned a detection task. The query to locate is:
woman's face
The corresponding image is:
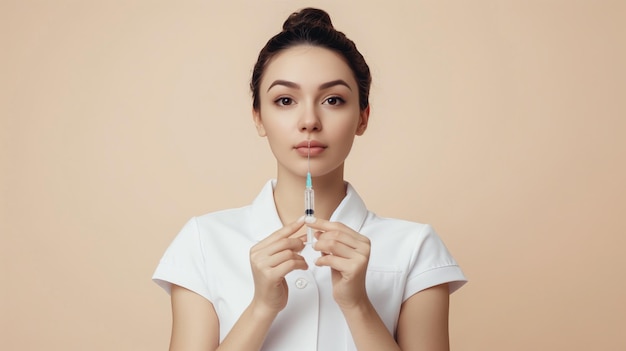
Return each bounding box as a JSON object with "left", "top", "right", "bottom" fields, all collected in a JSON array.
[{"left": 253, "top": 45, "right": 369, "bottom": 179}]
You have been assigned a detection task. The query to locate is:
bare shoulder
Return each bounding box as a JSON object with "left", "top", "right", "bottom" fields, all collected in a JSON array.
[
  {"left": 169, "top": 284, "right": 220, "bottom": 351},
  {"left": 396, "top": 283, "right": 451, "bottom": 351}
]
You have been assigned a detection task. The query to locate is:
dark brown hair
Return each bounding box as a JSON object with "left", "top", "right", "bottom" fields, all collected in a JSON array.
[{"left": 251, "top": 8, "right": 371, "bottom": 111}]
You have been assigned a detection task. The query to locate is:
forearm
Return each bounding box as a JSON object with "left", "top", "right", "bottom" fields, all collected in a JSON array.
[
  {"left": 216, "top": 218, "right": 307, "bottom": 350},
  {"left": 216, "top": 301, "right": 277, "bottom": 351},
  {"left": 341, "top": 299, "right": 401, "bottom": 351}
]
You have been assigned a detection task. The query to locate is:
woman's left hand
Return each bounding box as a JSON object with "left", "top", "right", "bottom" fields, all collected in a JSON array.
[{"left": 306, "top": 217, "right": 371, "bottom": 310}]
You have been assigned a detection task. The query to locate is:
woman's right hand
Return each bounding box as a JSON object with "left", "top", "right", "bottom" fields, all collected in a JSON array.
[{"left": 249, "top": 216, "right": 308, "bottom": 315}]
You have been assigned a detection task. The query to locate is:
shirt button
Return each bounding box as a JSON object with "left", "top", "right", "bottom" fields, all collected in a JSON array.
[{"left": 295, "top": 278, "right": 308, "bottom": 289}]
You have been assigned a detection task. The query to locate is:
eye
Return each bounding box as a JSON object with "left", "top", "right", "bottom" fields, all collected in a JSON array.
[
  {"left": 323, "top": 96, "right": 345, "bottom": 106},
  {"left": 274, "top": 97, "right": 294, "bottom": 106}
]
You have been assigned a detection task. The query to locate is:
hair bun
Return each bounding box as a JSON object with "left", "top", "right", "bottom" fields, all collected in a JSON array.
[{"left": 282, "top": 8, "right": 334, "bottom": 31}]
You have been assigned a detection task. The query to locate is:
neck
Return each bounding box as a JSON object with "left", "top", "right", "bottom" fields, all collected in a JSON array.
[{"left": 273, "top": 166, "right": 347, "bottom": 226}]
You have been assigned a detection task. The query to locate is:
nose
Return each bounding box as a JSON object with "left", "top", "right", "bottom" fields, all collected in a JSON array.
[{"left": 298, "top": 104, "right": 322, "bottom": 132}]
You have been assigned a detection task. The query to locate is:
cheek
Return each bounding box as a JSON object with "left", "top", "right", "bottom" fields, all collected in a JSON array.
[
  {"left": 327, "top": 113, "right": 361, "bottom": 136},
  {"left": 262, "top": 121, "right": 294, "bottom": 151},
  {"left": 326, "top": 121, "right": 359, "bottom": 153},
  {"left": 264, "top": 122, "right": 291, "bottom": 141},
  {"left": 259, "top": 112, "right": 291, "bottom": 136}
]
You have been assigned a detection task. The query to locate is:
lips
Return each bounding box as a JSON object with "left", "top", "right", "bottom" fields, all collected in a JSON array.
[{"left": 295, "top": 140, "right": 327, "bottom": 157}]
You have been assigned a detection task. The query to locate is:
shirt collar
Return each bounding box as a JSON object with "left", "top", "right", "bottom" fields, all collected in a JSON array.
[{"left": 250, "top": 179, "right": 369, "bottom": 241}]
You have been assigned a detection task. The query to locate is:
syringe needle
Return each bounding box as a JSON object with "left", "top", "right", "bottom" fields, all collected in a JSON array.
[{"left": 305, "top": 140, "right": 315, "bottom": 244}]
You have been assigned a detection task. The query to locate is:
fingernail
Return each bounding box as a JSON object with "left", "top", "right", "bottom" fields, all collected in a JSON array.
[
  {"left": 297, "top": 215, "right": 305, "bottom": 222},
  {"left": 304, "top": 216, "right": 316, "bottom": 224}
]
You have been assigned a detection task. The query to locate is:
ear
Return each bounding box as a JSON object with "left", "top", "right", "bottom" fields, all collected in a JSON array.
[
  {"left": 252, "top": 108, "right": 266, "bottom": 137},
  {"left": 355, "top": 105, "right": 370, "bottom": 136}
]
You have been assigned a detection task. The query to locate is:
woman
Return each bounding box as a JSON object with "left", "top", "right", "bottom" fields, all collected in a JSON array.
[{"left": 153, "top": 8, "right": 466, "bottom": 351}]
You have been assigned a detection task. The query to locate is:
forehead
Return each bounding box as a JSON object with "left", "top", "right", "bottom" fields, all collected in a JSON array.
[{"left": 260, "top": 45, "right": 357, "bottom": 90}]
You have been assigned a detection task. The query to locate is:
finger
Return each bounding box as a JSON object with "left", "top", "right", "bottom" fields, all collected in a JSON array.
[
  {"left": 315, "top": 254, "right": 366, "bottom": 274},
  {"left": 288, "top": 231, "right": 306, "bottom": 240},
  {"left": 315, "top": 230, "right": 363, "bottom": 251},
  {"left": 314, "top": 229, "right": 371, "bottom": 258},
  {"left": 256, "top": 216, "right": 306, "bottom": 250},
  {"left": 305, "top": 217, "right": 369, "bottom": 243},
  {"left": 263, "top": 249, "right": 306, "bottom": 269},
  {"left": 255, "top": 255, "right": 308, "bottom": 283},
  {"left": 272, "top": 255, "right": 309, "bottom": 277},
  {"left": 252, "top": 237, "right": 305, "bottom": 259},
  {"left": 314, "top": 233, "right": 363, "bottom": 258}
]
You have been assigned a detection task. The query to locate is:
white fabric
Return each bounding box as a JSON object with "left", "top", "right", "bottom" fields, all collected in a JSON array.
[{"left": 153, "top": 179, "right": 467, "bottom": 351}]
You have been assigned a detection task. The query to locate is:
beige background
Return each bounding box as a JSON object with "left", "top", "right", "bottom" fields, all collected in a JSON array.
[{"left": 2, "top": 0, "right": 625, "bottom": 350}]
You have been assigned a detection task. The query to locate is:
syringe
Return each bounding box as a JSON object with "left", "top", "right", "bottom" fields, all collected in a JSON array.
[{"left": 305, "top": 141, "right": 315, "bottom": 244}]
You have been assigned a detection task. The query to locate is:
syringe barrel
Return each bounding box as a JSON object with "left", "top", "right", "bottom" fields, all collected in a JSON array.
[{"left": 304, "top": 188, "right": 315, "bottom": 216}]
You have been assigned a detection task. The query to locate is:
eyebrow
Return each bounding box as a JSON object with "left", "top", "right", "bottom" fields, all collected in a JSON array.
[{"left": 267, "top": 79, "right": 353, "bottom": 92}]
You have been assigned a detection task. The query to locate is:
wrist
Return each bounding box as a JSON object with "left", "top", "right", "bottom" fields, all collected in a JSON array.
[
  {"left": 249, "top": 299, "right": 281, "bottom": 321},
  {"left": 338, "top": 296, "right": 373, "bottom": 316}
]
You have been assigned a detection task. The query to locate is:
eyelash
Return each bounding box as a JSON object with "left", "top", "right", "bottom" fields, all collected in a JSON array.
[
  {"left": 323, "top": 96, "right": 345, "bottom": 106},
  {"left": 273, "top": 96, "right": 345, "bottom": 107},
  {"left": 274, "top": 97, "right": 294, "bottom": 106}
]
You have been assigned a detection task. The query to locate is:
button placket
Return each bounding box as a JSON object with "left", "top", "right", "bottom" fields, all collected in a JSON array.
[{"left": 267, "top": 271, "right": 319, "bottom": 350}]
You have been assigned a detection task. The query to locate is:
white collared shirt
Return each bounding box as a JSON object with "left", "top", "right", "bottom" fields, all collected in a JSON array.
[{"left": 153, "top": 180, "right": 466, "bottom": 350}]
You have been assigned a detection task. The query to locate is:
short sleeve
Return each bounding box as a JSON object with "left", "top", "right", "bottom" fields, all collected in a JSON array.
[
  {"left": 152, "top": 217, "right": 212, "bottom": 302},
  {"left": 403, "top": 225, "right": 467, "bottom": 301}
]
